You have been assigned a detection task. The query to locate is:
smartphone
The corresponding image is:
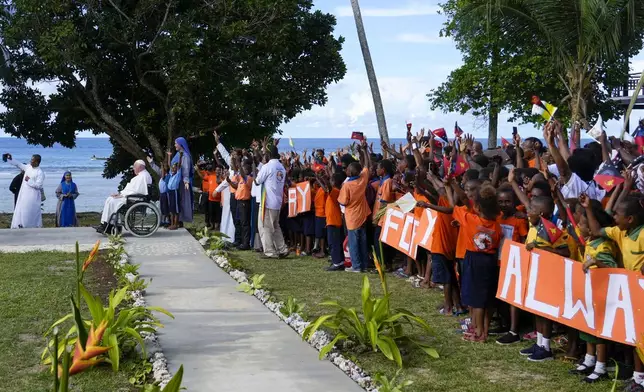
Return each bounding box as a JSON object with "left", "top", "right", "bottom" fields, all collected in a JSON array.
[
  {"left": 2, "top": 153, "right": 9, "bottom": 162},
  {"left": 350, "top": 131, "right": 364, "bottom": 141},
  {"left": 512, "top": 127, "right": 518, "bottom": 136}
]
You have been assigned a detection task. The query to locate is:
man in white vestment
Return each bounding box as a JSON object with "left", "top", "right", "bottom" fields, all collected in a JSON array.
[
  {"left": 97, "top": 160, "right": 152, "bottom": 232},
  {"left": 4, "top": 154, "right": 45, "bottom": 229}
]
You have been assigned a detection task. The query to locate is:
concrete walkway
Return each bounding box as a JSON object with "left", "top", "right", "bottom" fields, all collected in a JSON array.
[{"left": 0, "top": 227, "right": 362, "bottom": 392}]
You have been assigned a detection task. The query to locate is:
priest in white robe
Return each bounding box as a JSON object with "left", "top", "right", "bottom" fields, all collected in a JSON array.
[
  {"left": 5, "top": 154, "right": 45, "bottom": 229},
  {"left": 97, "top": 160, "right": 152, "bottom": 231}
]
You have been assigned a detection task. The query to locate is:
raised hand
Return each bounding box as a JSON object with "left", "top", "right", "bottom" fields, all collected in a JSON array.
[
  {"left": 213, "top": 130, "right": 221, "bottom": 145},
  {"left": 513, "top": 131, "right": 521, "bottom": 146},
  {"left": 579, "top": 193, "right": 590, "bottom": 208},
  {"left": 508, "top": 168, "right": 516, "bottom": 183}
]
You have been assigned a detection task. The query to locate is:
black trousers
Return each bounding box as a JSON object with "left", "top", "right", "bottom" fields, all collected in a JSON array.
[
  {"left": 230, "top": 197, "right": 241, "bottom": 245},
  {"left": 237, "top": 199, "right": 251, "bottom": 248}
]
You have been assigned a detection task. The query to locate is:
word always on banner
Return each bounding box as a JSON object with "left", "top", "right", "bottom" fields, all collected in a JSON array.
[{"left": 497, "top": 241, "right": 644, "bottom": 346}]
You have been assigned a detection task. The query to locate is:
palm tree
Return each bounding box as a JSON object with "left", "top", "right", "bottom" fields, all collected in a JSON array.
[
  {"left": 350, "top": 0, "right": 390, "bottom": 144},
  {"left": 472, "top": 0, "right": 644, "bottom": 128}
]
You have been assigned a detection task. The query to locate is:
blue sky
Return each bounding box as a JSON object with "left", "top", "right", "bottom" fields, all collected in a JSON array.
[
  {"left": 2, "top": 0, "right": 644, "bottom": 140},
  {"left": 280, "top": 0, "right": 644, "bottom": 140}
]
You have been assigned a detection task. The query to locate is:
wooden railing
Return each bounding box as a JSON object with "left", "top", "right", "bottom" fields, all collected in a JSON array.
[{"left": 608, "top": 72, "right": 644, "bottom": 98}]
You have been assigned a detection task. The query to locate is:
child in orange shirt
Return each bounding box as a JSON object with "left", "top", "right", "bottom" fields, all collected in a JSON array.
[
  {"left": 424, "top": 182, "right": 502, "bottom": 342},
  {"left": 495, "top": 185, "right": 529, "bottom": 345},
  {"left": 208, "top": 167, "right": 223, "bottom": 231},
  {"left": 227, "top": 160, "right": 253, "bottom": 250},
  {"left": 338, "top": 142, "right": 371, "bottom": 272},
  {"left": 372, "top": 159, "right": 395, "bottom": 269},
  {"left": 319, "top": 172, "right": 346, "bottom": 271},
  {"left": 313, "top": 183, "right": 328, "bottom": 258}
]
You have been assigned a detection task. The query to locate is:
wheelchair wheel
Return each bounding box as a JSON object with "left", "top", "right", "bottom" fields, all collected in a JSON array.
[
  {"left": 109, "top": 225, "right": 122, "bottom": 236},
  {"left": 124, "top": 202, "right": 160, "bottom": 238}
]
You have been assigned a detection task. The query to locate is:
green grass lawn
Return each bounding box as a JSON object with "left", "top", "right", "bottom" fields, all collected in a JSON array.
[
  {"left": 0, "top": 251, "right": 134, "bottom": 392},
  {"left": 0, "top": 212, "right": 205, "bottom": 230},
  {"left": 230, "top": 250, "right": 614, "bottom": 392}
]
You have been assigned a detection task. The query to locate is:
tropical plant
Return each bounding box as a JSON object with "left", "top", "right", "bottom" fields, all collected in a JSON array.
[
  {"left": 467, "top": 0, "right": 644, "bottom": 127},
  {"left": 141, "top": 365, "right": 184, "bottom": 392},
  {"left": 73, "top": 241, "right": 101, "bottom": 307},
  {"left": 374, "top": 370, "right": 413, "bottom": 392},
  {"left": 43, "top": 285, "right": 173, "bottom": 371},
  {"left": 237, "top": 274, "right": 266, "bottom": 295},
  {"left": 279, "top": 296, "right": 305, "bottom": 318},
  {"left": 302, "top": 250, "right": 438, "bottom": 368}
]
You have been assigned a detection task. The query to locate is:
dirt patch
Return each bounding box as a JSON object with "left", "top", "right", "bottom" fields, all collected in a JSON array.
[
  {"left": 475, "top": 360, "right": 547, "bottom": 383},
  {"left": 85, "top": 253, "right": 119, "bottom": 302}
]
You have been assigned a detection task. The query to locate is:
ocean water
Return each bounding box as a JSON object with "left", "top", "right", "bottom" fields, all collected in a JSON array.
[{"left": 0, "top": 136, "right": 594, "bottom": 213}]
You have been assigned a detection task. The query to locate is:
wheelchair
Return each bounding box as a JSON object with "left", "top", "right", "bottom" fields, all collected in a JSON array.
[{"left": 106, "top": 185, "right": 161, "bottom": 238}]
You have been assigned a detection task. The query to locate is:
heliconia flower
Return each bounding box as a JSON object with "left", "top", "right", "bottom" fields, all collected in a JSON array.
[
  {"left": 82, "top": 240, "right": 101, "bottom": 271},
  {"left": 59, "top": 320, "right": 111, "bottom": 377}
]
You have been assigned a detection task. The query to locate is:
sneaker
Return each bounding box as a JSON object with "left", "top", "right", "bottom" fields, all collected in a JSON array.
[
  {"left": 438, "top": 307, "right": 452, "bottom": 315},
  {"left": 326, "top": 264, "right": 344, "bottom": 271},
  {"left": 624, "top": 379, "right": 644, "bottom": 392},
  {"left": 452, "top": 308, "right": 468, "bottom": 316},
  {"left": 527, "top": 346, "right": 554, "bottom": 362},
  {"left": 278, "top": 251, "right": 290, "bottom": 259},
  {"left": 300, "top": 252, "right": 308, "bottom": 257},
  {"left": 519, "top": 343, "right": 539, "bottom": 356},
  {"left": 259, "top": 254, "right": 278, "bottom": 259},
  {"left": 496, "top": 332, "right": 521, "bottom": 345},
  {"left": 488, "top": 326, "right": 509, "bottom": 335},
  {"left": 345, "top": 267, "right": 362, "bottom": 273},
  {"left": 582, "top": 371, "right": 608, "bottom": 383}
]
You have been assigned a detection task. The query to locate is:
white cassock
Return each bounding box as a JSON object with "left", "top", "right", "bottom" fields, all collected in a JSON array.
[
  {"left": 215, "top": 179, "right": 235, "bottom": 242},
  {"left": 101, "top": 170, "right": 153, "bottom": 223},
  {"left": 8, "top": 160, "right": 45, "bottom": 229}
]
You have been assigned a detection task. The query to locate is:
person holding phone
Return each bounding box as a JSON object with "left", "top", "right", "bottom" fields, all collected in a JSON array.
[{"left": 3, "top": 153, "right": 45, "bottom": 228}]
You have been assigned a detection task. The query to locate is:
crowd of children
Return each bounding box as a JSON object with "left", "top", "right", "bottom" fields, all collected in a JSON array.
[{"left": 181, "top": 122, "right": 643, "bottom": 390}]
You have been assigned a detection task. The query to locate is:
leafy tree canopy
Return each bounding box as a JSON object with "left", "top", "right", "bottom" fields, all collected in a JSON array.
[
  {"left": 0, "top": 0, "right": 346, "bottom": 178},
  {"left": 429, "top": 0, "right": 644, "bottom": 141}
]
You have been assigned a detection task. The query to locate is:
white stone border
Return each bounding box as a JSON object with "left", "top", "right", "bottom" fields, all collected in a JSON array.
[
  {"left": 112, "top": 241, "right": 173, "bottom": 389},
  {"left": 206, "top": 250, "right": 378, "bottom": 392}
]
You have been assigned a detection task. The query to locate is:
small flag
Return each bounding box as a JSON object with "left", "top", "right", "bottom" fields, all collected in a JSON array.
[
  {"left": 406, "top": 122, "right": 412, "bottom": 132},
  {"left": 289, "top": 137, "right": 295, "bottom": 148},
  {"left": 594, "top": 162, "right": 624, "bottom": 192},
  {"left": 538, "top": 217, "right": 563, "bottom": 244},
  {"left": 432, "top": 128, "right": 448, "bottom": 145},
  {"left": 565, "top": 205, "right": 586, "bottom": 247},
  {"left": 350, "top": 131, "right": 364, "bottom": 141},
  {"left": 259, "top": 186, "right": 267, "bottom": 222},
  {"left": 501, "top": 137, "right": 511, "bottom": 148},
  {"left": 443, "top": 155, "right": 452, "bottom": 177},
  {"left": 633, "top": 121, "right": 644, "bottom": 155},
  {"left": 453, "top": 154, "right": 469, "bottom": 177},
  {"left": 454, "top": 122, "right": 464, "bottom": 138},
  {"left": 531, "top": 96, "right": 558, "bottom": 122},
  {"left": 586, "top": 115, "right": 604, "bottom": 142}
]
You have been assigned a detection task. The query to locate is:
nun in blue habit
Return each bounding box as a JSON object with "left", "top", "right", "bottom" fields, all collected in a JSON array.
[
  {"left": 55, "top": 171, "right": 79, "bottom": 227},
  {"left": 171, "top": 137, "right": 194, "bottom": 224}
]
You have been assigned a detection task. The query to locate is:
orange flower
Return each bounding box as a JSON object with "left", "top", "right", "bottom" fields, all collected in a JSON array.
[
  {"left": 82, "top": 241, "right": 101, "bottom": 272},
  {"left": 59, "top": 320, "right": 111, "bottom": 376}
]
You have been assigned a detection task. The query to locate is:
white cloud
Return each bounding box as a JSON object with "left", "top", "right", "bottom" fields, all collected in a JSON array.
[
  {"left": 335, "top": 2, "right": 439, "bottom": 18},
  {"left": 394, "top": 33, "right": 448, "bottom": 44}
]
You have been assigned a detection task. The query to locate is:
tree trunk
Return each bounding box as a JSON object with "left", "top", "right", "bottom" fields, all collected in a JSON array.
[
  {"left": 488, "top": 107, "right": 498, "bottom": 149},
  {"left": 350, "top": 0, "right": 389, "bottom": 145}
]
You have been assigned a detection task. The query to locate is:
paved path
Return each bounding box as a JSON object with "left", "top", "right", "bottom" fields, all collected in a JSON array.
[{"left": 0, "top": 227, "right": 362, "bottom": 392}]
